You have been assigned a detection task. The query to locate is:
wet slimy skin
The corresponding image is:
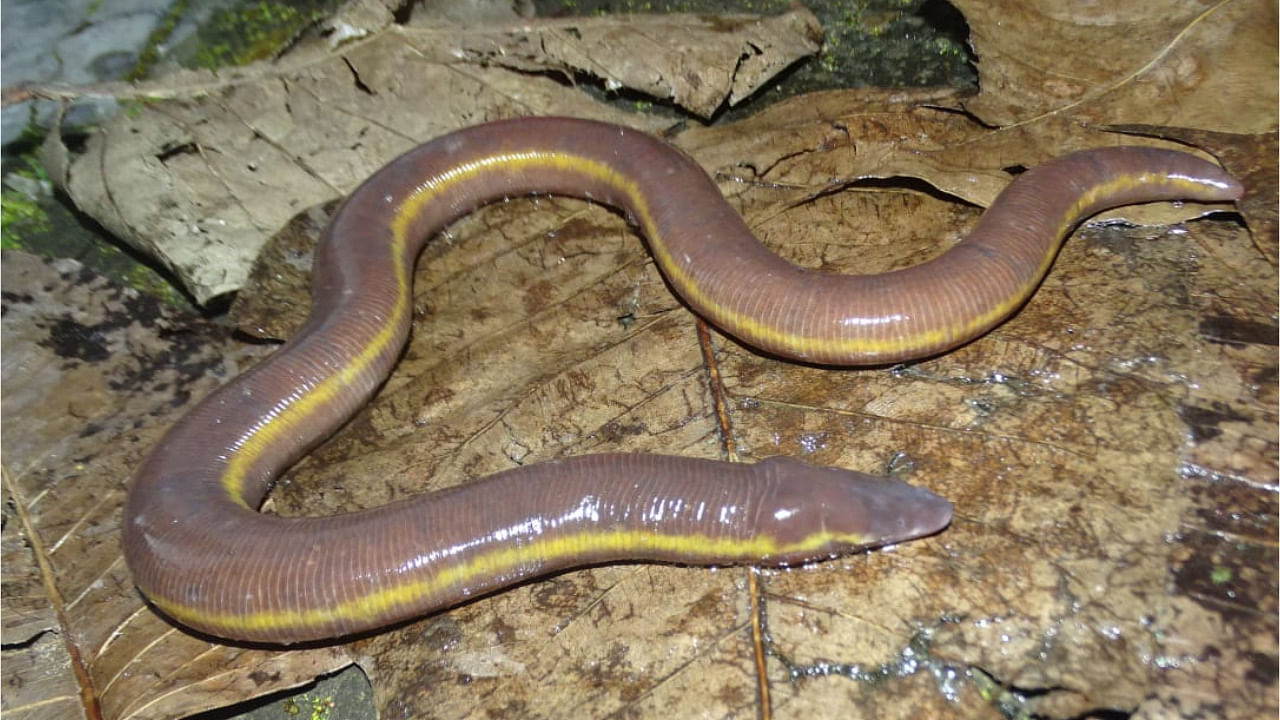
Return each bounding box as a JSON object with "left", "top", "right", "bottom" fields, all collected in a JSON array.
[{"left": 123, "top": 118, "right": 1243, "bottom": 643}]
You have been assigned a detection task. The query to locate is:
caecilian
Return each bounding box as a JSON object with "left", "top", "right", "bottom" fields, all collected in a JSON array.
[{"left": 123, "top": 118, "right": 1242, "bottom": 644}]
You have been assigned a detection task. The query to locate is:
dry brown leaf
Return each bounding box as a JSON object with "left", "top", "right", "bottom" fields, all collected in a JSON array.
[
  {"left": 920, "top": 0, "right": 1278, "bottom": 223},
  {"left": 0, "top": 253, "right": 351, "bottom": 720},
  {"left": 957, "top": 0, "right": 1277, "bottom": 133},
  {"left": 45, "top": 8, "right": 820, "bottom": 306},
  {"left": 673, "top": 0, "right": 1274, "bottom": 244},
  {"left": 2, "top": 470, "right": 58, "bottom": 647},
  {"left": 6, "top": 1, "right": 1276, "bottom": 719},
  {"left": 454, "top": 8, "right": 823, "bottom": 118},
  {"left": 1, "top": 476, "right": 88, "bottom": 720}
]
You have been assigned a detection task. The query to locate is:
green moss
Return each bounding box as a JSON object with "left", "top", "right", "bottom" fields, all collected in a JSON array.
[
  {"left": 193, "top": 1, "right": 328, "bottom": 70},
  {"left": 280, "top": 693, "right": 335, "bottom": 719},
  {"left": 0, "top": 191, "right": 52, "bottom": 247},
  {"left": 127, "top": 0, "right": 191, "bottom": 81},
  {"left": 0, "top": 129, "right": 189, "bottom": 308},
  {"left": 1, "top": 150, "right": 54, "bottom": 247}
]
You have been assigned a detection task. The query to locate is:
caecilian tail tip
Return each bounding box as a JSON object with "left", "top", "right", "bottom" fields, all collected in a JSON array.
[
  {"left": 1180, "top": 168, "right": 1246, "bottom": 201},
  {"left": 1222, "top": 174, "right": 1246, "bottom": 201}
]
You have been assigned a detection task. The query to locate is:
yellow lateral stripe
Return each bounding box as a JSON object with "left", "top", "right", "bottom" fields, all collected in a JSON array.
[
  {"left": 221, "top": 156, "right": 1185, "bottom": 502},
  {"left": 153, "top": 527, "right": 869, "bottom": 635},
  {"left": 194, "top": 153, "right": 1203, "bottom": 637},
  {"left": 220, "top": 182, "right": 415, "bottom": 505}
]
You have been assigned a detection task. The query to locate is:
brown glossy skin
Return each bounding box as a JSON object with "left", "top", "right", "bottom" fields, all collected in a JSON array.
[{"left": 122, "top": 118, "right": 1242, "bottom": 644}]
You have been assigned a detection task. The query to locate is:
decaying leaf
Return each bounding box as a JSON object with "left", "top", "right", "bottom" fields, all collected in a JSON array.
[
  {"left": 453, "top": 8, "right": 824, "bottom": 118},
  {"left": 44, "top": 6, "right": 821, "bottom": 306},
  {"left": 0, "top": 253, "right": 350, "bottom": 720},
  {"left": 1, "top": 477, "right": 88, "bottom": 720},
  {"left": 957, "top": 0, "right": 1276, "bottom": 133},
  {"left": 4, "top": 1, "right": 1276, "bottom": 719}
]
